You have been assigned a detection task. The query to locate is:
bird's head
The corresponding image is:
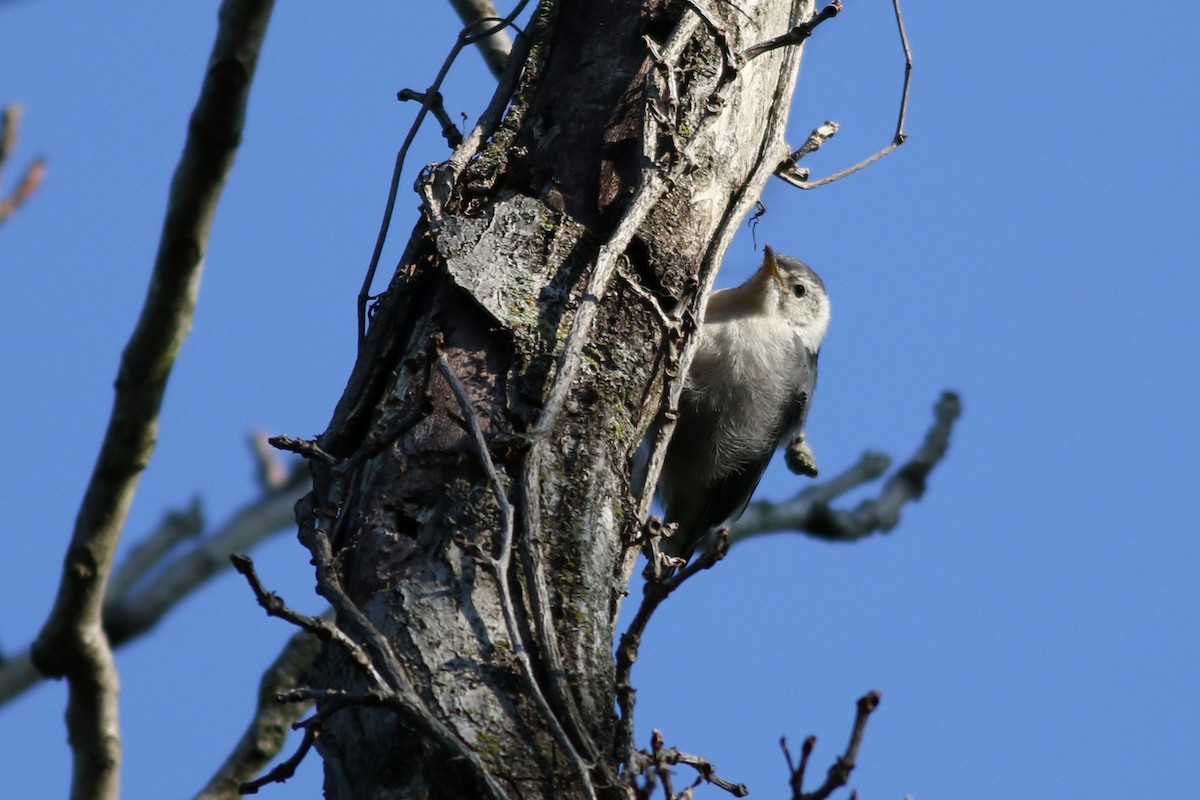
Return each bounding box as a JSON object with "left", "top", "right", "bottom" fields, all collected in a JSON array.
[
  {"left": 754, "top": 245, "right": 831, "bottom": 351},
  {"left": 703, "top": 246, "right": 831, "bottom": 354}
]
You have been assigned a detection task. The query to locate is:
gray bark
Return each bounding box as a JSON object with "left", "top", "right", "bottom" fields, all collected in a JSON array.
[{"left": 304, "top": 1, "right": 816, "bottom": 797}]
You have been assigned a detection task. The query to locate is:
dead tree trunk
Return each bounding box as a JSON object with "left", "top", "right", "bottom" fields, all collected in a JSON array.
[{"left": 302, "top": 1, "right": 818, "bottom": 796}]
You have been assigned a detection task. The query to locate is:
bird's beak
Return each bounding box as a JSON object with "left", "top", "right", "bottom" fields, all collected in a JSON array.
[{"left": 762, "top": 246, "right": 788, "bottom": 293}]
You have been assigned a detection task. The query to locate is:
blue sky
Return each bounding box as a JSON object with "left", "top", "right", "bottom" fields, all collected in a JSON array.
[{"left": 2, "top": 1, "right": 1198, "bottom": 797}]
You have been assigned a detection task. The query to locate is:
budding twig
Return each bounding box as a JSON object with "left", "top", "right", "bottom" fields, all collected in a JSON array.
[{"left": 785, "top": 691, "right": 882, "bottom": 800}]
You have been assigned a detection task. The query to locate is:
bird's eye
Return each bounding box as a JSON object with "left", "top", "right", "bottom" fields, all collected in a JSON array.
[{"left": 792, "top": 283, "right": 807, "bottom": 299}]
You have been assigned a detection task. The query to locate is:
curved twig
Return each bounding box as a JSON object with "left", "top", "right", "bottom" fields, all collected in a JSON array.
[
  {"left": 446, "top": 0, "right": 515, "bottom": 77},
  {"left": 776, "top": 0, "right": 912, "bottom": 189},
  {"left": 357, "top": 0, "right": 533, "bottom": 347}
]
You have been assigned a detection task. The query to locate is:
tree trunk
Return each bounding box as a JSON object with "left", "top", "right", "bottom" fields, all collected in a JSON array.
[{"left": 305, "top": 1, "right": 815, "bottom": 796}]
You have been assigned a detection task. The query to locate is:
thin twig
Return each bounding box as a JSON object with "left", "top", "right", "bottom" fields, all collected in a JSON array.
[
  {"left": 29, "top": 5, "right": 276, "bottom": 798},
  {"left": 776, "top": 121, "right": 839, "bottom": 184},
  {"left": 397, "top": 89, "right": 463, "bottom": 148},
  {"left": 618, "top": 530, "right": 730, "bottom": 778},
  {"left": 268, "top": 434, "right": 339, "bottom": 465},
  {"left": 658, "top": 746, "right": 749, "bottom": 797},
  {"left": 446, "top": 0, "right": 514, "bottom": 77},
  {"left": 632, "top": 727, "right": 747, "bottom": 798},
  {"left": 237, "top": 728, "right": 316, "bottom": 796},
  {"left": 357, "top": 0, "right": 533, "bottom": 347},
  {"left": 788, "top": 691, "right": 882, "bottom": 800},
  {"left": 782, "top": 735, "right": 817, "bottom": 797},
  {"left": 230, "top": 556, "right": 373, "bottom": 670},
  {"left": 778, "top": 0, "right": 912, "bottom": 189}
]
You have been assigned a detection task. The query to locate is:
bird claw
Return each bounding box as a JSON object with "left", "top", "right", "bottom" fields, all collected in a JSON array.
[
  {"left": 660, "top": 553, "right": 688, "bottom": 571},
  {"left": 785, "top": 432, "right": 819, "bottom": 477}
]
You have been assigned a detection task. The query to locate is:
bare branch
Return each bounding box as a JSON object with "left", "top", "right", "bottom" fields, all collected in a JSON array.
[
  {"left": 105, "top": 498, "right": 206, "bottom": 604},
  {"left": 29, "top": 3, "right": 276, "bottom": 796},
  {"left": 0, "top": 104, "right": 47, "bottom": 225},
  {"left": 777, "top": 0, "right": 912, "bottom": 189},
  {"left": 776, "top": 121, "right": 840, "bottom": 185},
  {"left": 658, "top": 745, "right": 748, "bottom": 798},
  {"left": 786, "top": 691, "right": 882, "bottom": 800},
  {"left": 446, "top": 0, "right": 514, "bottom": 78},
  {"left": 193, "top": 628, "right": 322, "bottom": 800},
  {"left": 781, "top": 734, "right": 817, "bottom": 797},
  {"left": 631, "top": 725, "right": 748, "bottom": 799},
  {"left": 104, "top": 472, "right": 308, "bottom": 642},
  {"left": 618, "top": 528, "right": 730, "bottom": 781},
  {"left": 231, "top": 556, "right": 364, "bottom": 660},
  {"left": 729, "top": 392, "right": 961, "bottom": 544},
  {"left": 0, "top": 471, "right": 307, "bottom": 707}
]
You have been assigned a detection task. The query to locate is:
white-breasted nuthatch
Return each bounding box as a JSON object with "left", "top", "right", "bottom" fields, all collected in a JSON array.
[{"left": 657, "top": 246, "right": 830, "bottom": 566}]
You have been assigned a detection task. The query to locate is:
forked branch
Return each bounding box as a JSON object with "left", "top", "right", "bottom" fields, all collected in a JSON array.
[{"left": 783, "top": 691, "right": 882, "bottom": 800}]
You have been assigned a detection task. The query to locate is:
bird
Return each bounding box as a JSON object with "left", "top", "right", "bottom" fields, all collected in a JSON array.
[{"left": 655, "top": 245, "right": 830, "bottom": 569}]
